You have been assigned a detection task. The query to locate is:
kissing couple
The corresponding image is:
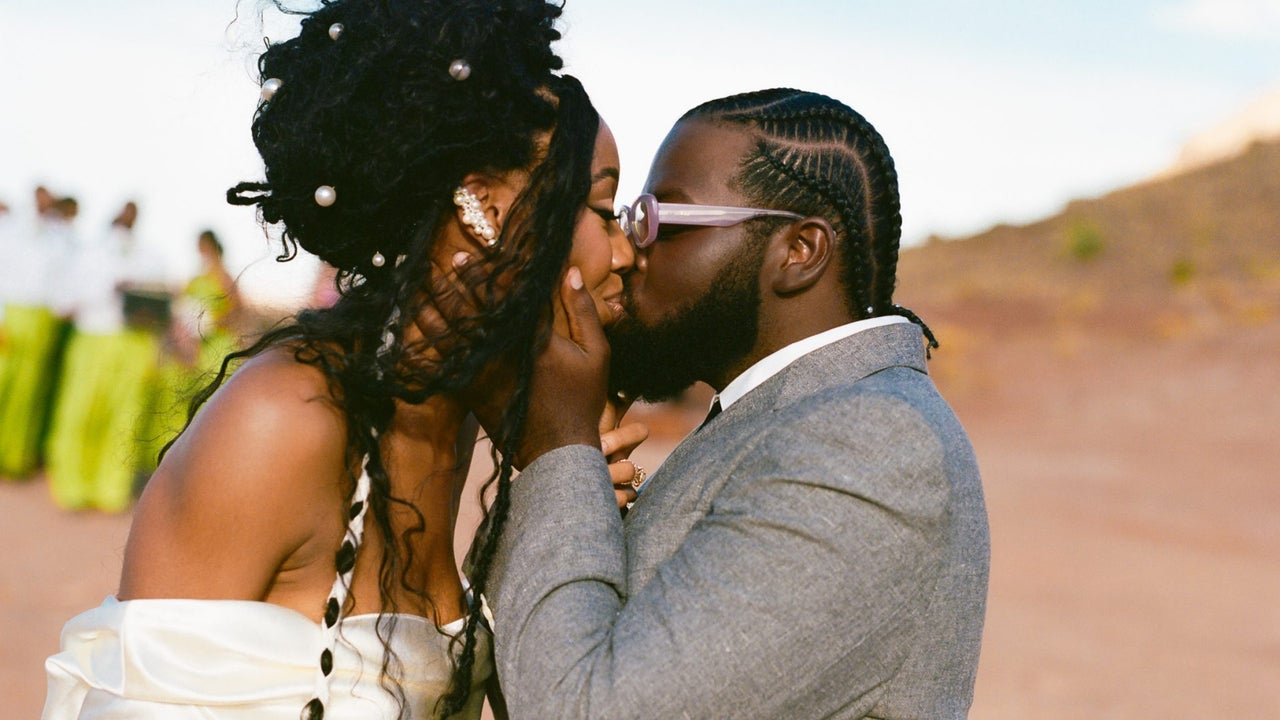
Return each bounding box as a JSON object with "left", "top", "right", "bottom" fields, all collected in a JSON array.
[{"left": 43, "top": 1, "right": 988, "bottom": 718}]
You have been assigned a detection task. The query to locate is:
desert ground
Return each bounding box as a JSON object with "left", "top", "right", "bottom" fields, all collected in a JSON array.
[{"left": 4, "top": 308, "right": 1278, "bottom": 717}]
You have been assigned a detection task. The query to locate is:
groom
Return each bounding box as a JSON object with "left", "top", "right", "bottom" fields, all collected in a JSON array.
[{"left": 490, "top": 89, "right": 990, "bottom": 719}]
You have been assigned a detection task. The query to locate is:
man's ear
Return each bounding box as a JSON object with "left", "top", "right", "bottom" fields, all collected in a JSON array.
[
  {"left": 457, "top": 172, "right": 522, "bottom": 245},
  {"left": 769, "top": 218, "right": 835, "bottom": 295}
]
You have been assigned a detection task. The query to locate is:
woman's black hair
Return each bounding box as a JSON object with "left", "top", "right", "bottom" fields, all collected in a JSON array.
[
  {"left": 171, "top": 1, "right": 600, "bottom": 717},
  {"left": 681, "top": 89, "right": 939, "bottom": 353}
]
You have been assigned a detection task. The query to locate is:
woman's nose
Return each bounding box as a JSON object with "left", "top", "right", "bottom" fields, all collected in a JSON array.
[{"left": 610, "top": 220, "right": 635, "bottom": 273}]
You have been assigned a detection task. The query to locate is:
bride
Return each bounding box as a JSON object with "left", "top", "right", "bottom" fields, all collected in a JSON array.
[{"left": 42, "top": 1, "right": 643, "bottom": 718}]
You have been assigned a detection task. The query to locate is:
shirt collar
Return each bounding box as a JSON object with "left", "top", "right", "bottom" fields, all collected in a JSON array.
[{"left": 713, "top": 315, "right": 911, "bottom": 412}]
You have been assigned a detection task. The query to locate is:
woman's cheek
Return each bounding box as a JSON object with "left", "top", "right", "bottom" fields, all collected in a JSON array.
[
  {"left": 594, "top": 295, "right": 612, "bottom": 326},
  {"left": 568, "top": 233, "right": 610, "bottom": 286}
]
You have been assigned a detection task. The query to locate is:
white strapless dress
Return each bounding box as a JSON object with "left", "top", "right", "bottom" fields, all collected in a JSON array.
[{"left": 43, "top": 595, "right": 490, "bottom": 719}]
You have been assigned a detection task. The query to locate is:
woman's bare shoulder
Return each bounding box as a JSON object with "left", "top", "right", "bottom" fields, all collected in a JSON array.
[
  {"left": 173, "top": 347, "right": 347, "bottom": 468},
  {"left": 120, "top": 346, "right": 350, "bottom": 600}
]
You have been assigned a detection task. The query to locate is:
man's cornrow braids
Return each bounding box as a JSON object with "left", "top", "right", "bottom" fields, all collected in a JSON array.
[
  {"left": 688, "top": 89, "right": 939, "bottom": 352},
  {"left": 749, "top": 148, "right": 877, "bottom": 317}
]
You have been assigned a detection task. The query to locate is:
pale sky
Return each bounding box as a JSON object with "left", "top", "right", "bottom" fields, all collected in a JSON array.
[{"left": 3, "top": 0, "right": 1278, "bottom": 307}]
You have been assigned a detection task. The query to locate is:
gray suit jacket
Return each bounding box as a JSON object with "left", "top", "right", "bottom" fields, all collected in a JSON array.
[{"left": 488, "top": 323, "right": 990, "bottom": 719}]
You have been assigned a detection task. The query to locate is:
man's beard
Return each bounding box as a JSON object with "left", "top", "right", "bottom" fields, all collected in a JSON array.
[{"left": 606, "top": 247, "right": 763, "bottom": 403}]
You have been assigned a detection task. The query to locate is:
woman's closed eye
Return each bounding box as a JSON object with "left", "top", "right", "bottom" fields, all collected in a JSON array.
[{"left": 591, "top": 206, "right": 618, "bottom": 227}]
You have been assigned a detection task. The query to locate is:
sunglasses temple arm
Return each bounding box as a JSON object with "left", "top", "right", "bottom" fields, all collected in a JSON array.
[
  {"left": 659, "top": 204, "right": 803, "bottom": 226},
  {"left": 659, "top": 207, "right": 762, "bottom": 226}
]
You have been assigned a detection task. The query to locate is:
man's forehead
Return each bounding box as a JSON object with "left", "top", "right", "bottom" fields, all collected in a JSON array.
[{"left": 643, "top": 119, "right": 755, "bottom": 203}]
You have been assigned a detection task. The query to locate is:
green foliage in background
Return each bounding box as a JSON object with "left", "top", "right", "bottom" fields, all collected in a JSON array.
[
  {"left": 1169, "top": 257, "right": 1196, "bottom": 285},
  {"left": 1065, "top": 220, "right": 1105, "bottom": 261}
]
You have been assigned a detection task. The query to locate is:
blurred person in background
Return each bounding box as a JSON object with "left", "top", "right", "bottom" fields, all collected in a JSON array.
[
  {"left": 140, "top": 229, "right": 243, "bottom": 475},
  {"left": 44, "top": 200, "right": 169, "bottom": 512},
  {"left": 0, "top": 198, "right": 14, "bottom": 408},
  {"left": 0, "top": 198, "right": 12, "bottom": 343},
  {"left": 0, "top": 186, "right": 69, "bottom": 478},
  {"left": 47, "top": 195, "right": 83, "bottom": 315},
  {"left": 179, "top": 229, "right": 242, "bottom": 372}
]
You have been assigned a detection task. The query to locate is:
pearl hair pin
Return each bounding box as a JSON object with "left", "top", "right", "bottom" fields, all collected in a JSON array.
[
  {"left": 453, "top": 187, "right": 497, "bottom": 245},
  {"left": 261, "top": 78, "right": 282, "bottom": 101},
  {"left": 328, "top": 23, "right": 344, "bottom": 41},
  {"left": 371, "top": 251, "right": 386, "bottom": 267},
  {"left": 314, "top": 185, "right": 337, "bottom": 207},
  {"left": 448, "top": 59, "right": 472, "bottom": 81}
]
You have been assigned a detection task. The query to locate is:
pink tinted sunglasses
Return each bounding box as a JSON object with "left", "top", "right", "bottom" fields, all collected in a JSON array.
[{"left": 618, "top": 193, "right": 804, "bottom": 249}]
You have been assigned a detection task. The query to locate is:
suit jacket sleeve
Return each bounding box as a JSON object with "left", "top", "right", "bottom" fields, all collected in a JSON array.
[{"left": 487, "top": 392, "right": 950, "bottom": 719}]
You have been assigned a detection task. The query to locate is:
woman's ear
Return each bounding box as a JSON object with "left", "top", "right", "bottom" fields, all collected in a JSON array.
[
  {"left": 456, "top": 173, "right": 522, "bottom": 247},
  {"left": 769, "top": 217, "right": 835, "bottom": 295}
]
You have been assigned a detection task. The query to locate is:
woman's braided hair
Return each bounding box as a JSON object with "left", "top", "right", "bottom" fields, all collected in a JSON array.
[
  {"left": 681, "top": 88, "right": 938, "bottom": 352},
  {"left": 169, "top": 1, "right": 600, "bottom": 717}
]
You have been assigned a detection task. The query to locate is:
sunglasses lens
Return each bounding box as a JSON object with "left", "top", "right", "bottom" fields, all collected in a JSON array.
[
  {"left": 634, "top": 195, "right": 656, "bottom": 248},
  {"left": 619, "top": 206, "right": 638, "bottom": 248}
]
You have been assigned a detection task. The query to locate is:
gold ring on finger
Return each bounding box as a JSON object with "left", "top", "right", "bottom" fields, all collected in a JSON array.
[{"left": 629, "top": 462, "right": 647, "bottom": 490}]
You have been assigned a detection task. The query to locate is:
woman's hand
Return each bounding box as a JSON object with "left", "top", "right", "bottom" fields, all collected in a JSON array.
[
  {"left": 409, "top": 251, "right": 517, "bottom": 441},
  {"left": 517, "top": 268, "right": 610, "bottom": 467},
  {"left": 603, "top": 421, "right": 649, "bottom": 508}
]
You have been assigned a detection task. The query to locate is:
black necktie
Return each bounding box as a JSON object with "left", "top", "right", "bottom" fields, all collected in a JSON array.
[{"left": 697, "top": 398, "right": 722, "bottom": 432}]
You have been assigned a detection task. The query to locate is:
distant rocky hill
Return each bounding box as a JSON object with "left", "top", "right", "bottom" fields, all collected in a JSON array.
[
  {"left": 897, "top": 137, "right": 1280, "bottom": 345},
  {"left": 1162, "top": 88, "right": 1280, "bottom": 178}
]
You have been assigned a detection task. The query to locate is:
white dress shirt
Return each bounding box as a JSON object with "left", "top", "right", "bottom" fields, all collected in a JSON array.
[
  {"left": 713, "top": 315, "right": 910, "bottom": 412},
  {"left": 1, "top": 214, "right": 57, "bottom": 309},
  {"left": 66, "top": 227, "right": 167, "bottom": 334}
]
